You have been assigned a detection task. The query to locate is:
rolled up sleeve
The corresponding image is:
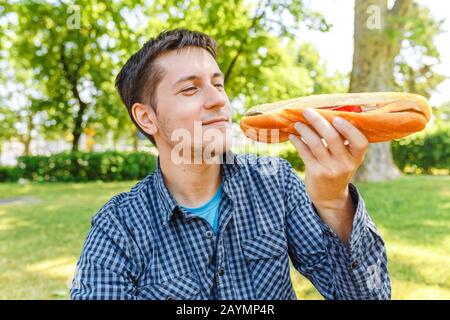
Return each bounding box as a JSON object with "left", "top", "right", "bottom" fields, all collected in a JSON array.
[
  {"left": 283, "top": 160, "right": 391, "bottom": 300},
  {"left": 70, "top": 210, "right": 140, "bottom": 300}
]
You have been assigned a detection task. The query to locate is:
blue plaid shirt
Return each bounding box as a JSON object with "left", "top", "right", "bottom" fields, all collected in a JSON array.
[{"left": 70, "top": 151, "right": 391, "bottom": 300}]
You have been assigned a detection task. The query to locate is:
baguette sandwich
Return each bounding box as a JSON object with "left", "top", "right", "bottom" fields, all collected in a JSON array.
[{"left": 239, "top": 92, "right": 432, "bottom": 143}]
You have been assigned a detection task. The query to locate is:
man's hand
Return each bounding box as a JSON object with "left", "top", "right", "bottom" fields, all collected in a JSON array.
[{"left": 288, "top": 108, "right": 369, "bottom": 245}]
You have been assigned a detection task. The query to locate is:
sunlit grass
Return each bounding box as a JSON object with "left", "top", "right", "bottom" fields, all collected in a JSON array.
[
  {"left": 0, "top": 175, "right": 448, "bottom": 299},
  {"left": 0, "top": 181, "right": 133, "bottom": 299}
]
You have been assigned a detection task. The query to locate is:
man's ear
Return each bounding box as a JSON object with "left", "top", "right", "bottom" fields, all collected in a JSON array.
[{"left": 131, "top": 102, "right": 158, "bottom": 136}]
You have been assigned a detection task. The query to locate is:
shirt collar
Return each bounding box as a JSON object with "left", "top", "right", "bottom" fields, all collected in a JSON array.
[{"left": 153, "top": 150, "right": 242, "bottom": 225}]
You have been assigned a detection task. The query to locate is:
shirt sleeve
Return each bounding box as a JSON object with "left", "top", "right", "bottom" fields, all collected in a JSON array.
[
  {"left": 70, "top": 207, "right": 140, "bottom": 300},
  {"left": 282, "top": 159, "right": 391, "bottom": 300}
]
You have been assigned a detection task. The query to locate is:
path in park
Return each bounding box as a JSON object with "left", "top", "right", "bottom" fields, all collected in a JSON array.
[{"left": 0, "top": 196, "right": 41, "bottom": 205}]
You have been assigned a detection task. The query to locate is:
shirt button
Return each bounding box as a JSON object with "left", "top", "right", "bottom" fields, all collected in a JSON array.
[
  {"left": 351, "top": 260, "right": 359, "bottom": 269},
  {"left": 166, "top": 296, "right": 174, "bottom": 300},
  {"left": 218, "top": 267, "right": 225, "bottom": 276},
  {"left": 205, "top": 230, "right": 213, "bottom": 239}
]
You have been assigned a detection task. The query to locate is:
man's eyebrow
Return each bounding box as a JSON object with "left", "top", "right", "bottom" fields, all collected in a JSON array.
[
  {"left": 173, "top": 72, "right": 224, "bottom": 86},
  {"left": 212, "top": 72, "right": 225, "bottom": 79},
  {"left": 174, "top": 75, "right": 199, "bottom": 85}
]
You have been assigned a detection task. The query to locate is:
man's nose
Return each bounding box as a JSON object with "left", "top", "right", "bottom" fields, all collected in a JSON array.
[{"left": 203, "top": 84, "right": 226, "bottom": 110}]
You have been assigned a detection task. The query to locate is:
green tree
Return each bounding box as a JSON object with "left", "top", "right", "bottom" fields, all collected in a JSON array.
[
  {"left": 393, "top": 4, "right": 447, "bottom": 99},
  {"left": 0, "top": 106, "right": 16, "bottom": 160},
  {"left": 0, "top": 42, "right": 45, "bottom": 157},
  {"left": 350, "top": 0, "right": 445, "bottom": 182},
  {"left": 3, "top": 0, "right": 139, "bottom": 152}
]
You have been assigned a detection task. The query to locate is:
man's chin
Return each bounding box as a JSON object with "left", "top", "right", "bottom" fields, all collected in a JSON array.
[
  {"left": 169, "top": 141, "right": 232, "bottom": 165},
  {"left": 198, "top": 141, "right": 232, "bottom": 162}
]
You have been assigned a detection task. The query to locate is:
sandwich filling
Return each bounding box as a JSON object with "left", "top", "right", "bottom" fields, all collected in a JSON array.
[
  {"left": 243, "top": 100, "right": 426, "bottom": 118},
  {"left": 244, "top": 104, "right": 380, "bottom": 116},
  {"left": 318, "top": 105, "right": 363, "bottom": 112}
]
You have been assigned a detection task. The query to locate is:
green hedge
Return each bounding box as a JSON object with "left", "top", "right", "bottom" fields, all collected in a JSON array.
[
  {"left": 392, "top": 124, "right": 450, "bottom": 174},
  {"left": 8, "top": 151, "right": 157, "bottom": 182},
  {"left": 0, "top": 166, "right": 21, "bottom": 182}
]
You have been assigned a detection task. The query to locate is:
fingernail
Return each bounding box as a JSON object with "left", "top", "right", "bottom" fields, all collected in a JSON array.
[
  {"left": 303, "top": 108, "right": 315, "bottom": 118},
  {"left": 333, "top": 116, "right": 345, "bottom": 126},
  {"left": 294, "top": 122, "right": 303, "bottom": 131}
]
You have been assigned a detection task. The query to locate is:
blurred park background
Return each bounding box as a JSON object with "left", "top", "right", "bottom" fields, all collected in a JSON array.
[{"left": 0, "top": 0, "right": 449, "bottom": 299}]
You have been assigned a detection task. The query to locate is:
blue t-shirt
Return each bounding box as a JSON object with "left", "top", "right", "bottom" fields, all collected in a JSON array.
[{"left": 180, "top": 184, "right": 222, "bottom": 234}]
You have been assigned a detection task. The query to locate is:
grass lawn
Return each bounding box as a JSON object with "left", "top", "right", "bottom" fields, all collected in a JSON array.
[{"left": 0, "top": 175, "right": 449, "bottom": 299}]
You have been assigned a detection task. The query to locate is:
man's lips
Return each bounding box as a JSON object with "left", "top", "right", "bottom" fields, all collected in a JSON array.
[{"left": 202, "top": 117, "right": 229, "bottom": 126}]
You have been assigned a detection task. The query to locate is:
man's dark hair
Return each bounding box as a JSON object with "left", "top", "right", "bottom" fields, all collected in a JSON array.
[{"left": 115, "top": 28, "right": 218, "bottom": 146}]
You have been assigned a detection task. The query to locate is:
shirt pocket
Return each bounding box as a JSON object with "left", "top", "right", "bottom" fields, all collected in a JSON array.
[
  {"left": 241, "top": 229, "right": 293, "bottom": 299},
  {"left": 136, "top": 272, "right": 201, "bottom": 300},
  {"left": 242, "top": 228, "right": 287, "bottom": 260}
]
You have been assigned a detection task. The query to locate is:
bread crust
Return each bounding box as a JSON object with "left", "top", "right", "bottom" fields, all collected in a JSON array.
[{"left": 240, "top": 92, "right": 432, "bottom": 143}]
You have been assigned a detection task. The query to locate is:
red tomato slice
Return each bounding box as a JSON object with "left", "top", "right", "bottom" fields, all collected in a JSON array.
[
  {"left": 333, "top": 105, "right": 362, "bottom": 113},
  {"left": 317, "top": 105, "right": 363, "bottom": 113}
]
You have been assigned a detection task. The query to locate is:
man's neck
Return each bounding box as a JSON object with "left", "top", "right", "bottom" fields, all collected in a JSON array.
[{"left": 158, "top": 149, "right": 222, "bottom": 208}]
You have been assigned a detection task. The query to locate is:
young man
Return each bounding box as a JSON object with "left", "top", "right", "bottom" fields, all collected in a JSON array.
[{"left": 71, "top": 29, "right": 390, "bottom": 300}]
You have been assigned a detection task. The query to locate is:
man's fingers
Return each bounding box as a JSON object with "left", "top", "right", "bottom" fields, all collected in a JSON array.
[
  {"left": 303, "top": 108, "right": 348, "bottom": 157},
  {"left": 293, "top": 122, "right": 332, "bottom": 162},
  {"left": 288, "top": 134, "right": 316, "bottom": 166},
  {"left": 332, "top": 116, "right": 369, "bottom": 159}
]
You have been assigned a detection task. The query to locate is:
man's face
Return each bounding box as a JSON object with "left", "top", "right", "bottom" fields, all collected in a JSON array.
[{"left": 152, "top": 47, "right": 232, "bottom": 162}]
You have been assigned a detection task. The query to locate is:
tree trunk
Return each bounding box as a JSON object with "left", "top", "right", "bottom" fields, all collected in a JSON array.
[
  {"left": 23, "top": 137, "right": 31, "bottom": 156},
  {"left": 70, "top": 86, "right": 88, "bottom": 152},
  {"left": 72, "top": 112, "right": 85, "bottom": 152},
  {"left": 349, "top": 0, "right": 413, "bottom": 182},
  {"left": 22, "top": 113, "right": 34, "bottom": 156},
  {"left": 60, "top": 43, "right": 88, "bottom": 152}
]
